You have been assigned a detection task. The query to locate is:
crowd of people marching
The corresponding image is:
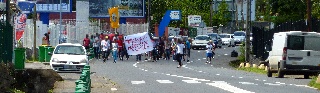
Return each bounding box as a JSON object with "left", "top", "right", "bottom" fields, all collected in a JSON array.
[{"left": 83, "top": 33, "right": 216, "bottom": 68}]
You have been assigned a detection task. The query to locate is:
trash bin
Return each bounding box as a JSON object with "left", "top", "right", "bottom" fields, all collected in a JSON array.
[
  {"left": 38, "top": 45, "right": 46, "bottom": 62},
  {"left": 45, "top": 46, "right": 54, "bottom": 62},
  {"left": 14, "top": 48, "right": 26, "bottom": 70}
]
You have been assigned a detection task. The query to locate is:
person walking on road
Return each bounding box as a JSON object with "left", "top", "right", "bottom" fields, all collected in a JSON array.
[
  {"left": 185, "top": 38, "right": 192, "bottom": 62},
  {"left": 83, "top": 34, "right": 91, "bottom": 51},
  {"left": 176, "top": 39, "right": 185, "bottom": 68},
  {"left": 101, "top": 36, "right": 110, "bottom": 63},
  {"left": 112, "top": 39, "right": 118, "bottom": 63},
  {"left": 206, "top": 41, "right": 213, "bottom": 64},
  {"left": 164, "top": 38, "right": 170, "bottom": 60}
]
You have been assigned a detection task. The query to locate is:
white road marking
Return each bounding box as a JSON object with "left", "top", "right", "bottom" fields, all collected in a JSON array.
[
  {"left": 156, "top": 80, "right": 174, "bottom": 83},
  {"left": 239, "top": 82, "right": 257, "bottom": 85},
  {"left": 216, "top": 74, "right": 220, "bottom": 75},
  {"left": 264, "top": 83, "right": 281, "bottom": 86},
  {"left": 182, "top": 80, "right": 201, "bottom": 83},
  {"left": 111, "top": 88, "right": 117, "bottom": 91},
  {"left": 255, "top": 79, "right": 259, "bottom": 81},
  {"left": 141, "top": 69, "right": 145, "bottom": 70},
  {"left": 187, "top": 62, "right": 191, "bottom": 63},
  {"left": 198, "top": 71, "right": 203, "bottom": 72},
  {"left": 263, "top": 80, "right": 266, "bottom": 82},
  {"left": 198, "top": 51, "right": 201, "bottom": 52},
  {"left": 191, "top": 61, "right": 194, "bottom": 62},
  {"left": 218, "top": 55, "right": 221, "bottom": 56},
  {"left": 177, "top": 76, "right": 184, "bottom": 78},
  {"left": 224, "top": 54, "right": 228, "bottom": 55},
  {"left": 171, "top": 75, "right": 178, "bottom": 77},
  {"left": 131, "top": 81, "right": 145, "bottom": 84},
  {"left": 153, "top": 72, "right": 157, "bottom": 73},
  {"left": 192, "top": 78, "right": 210, "bottom": 82},
  {"left": 207, "top": 81, "right": 254, "bottom": 93},
  {"left": 203, "top": 58, "right": 206, "bottom": 59},
  {"left": 239, "top": 77, "right": 243, "bottom": 78},
  {"left": 166, "top": 74, "right": 171, "bottom": 76},
  {"left": 231, "top": 76, "right": 234, "bottom": 77},
  {"left": 144, "top": 70, "right": 148, "bottom": 71},
  {"left": 275, "top": 82, "right": 285, "bottom": 84},
  {"left": 223, "top": 48, "right": 226, "bottom": 49},
  {"left": 198, "top": 59, "right": 201, "bottom": 60}
]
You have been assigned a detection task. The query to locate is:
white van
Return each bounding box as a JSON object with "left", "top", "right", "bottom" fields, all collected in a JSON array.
[{"left": 266, "top": 31, "right": 320, "bottom": 78}]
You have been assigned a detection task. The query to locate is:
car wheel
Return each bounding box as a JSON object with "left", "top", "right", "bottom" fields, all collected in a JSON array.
[
  {"left": 277, "top": 67, "right": 284, "bottom": 78},
  {"left": 304, "top": 74, "right": 309, "bottom": 79},
  {"left": 267, "top": 63, "right": 272, "bottom": 77}
]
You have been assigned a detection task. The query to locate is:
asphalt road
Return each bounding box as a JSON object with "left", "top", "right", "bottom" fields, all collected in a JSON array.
[{"left": 89, "top": 45, "right": 319, "bottom": 93}]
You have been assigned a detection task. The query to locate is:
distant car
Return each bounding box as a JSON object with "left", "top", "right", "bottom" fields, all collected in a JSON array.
[
  {"left": 207, "top": 33, "right": 222, "bottom": 48},
  {"left": 191, "top": 35, "right": 210, "bottom": 49},
  {"left": 49, "top": 43, "right": 90, "bottom": 72},
  {"left": 233, "top": 31, "right": 246, "bottom": 45},
  {"left": 219, "top": 34, "right": 234, "bottom": 45}
]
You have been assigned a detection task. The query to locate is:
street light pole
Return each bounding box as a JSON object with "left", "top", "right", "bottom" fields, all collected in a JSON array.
[
  {"left": 59, "top": 0, "right": 62, "bottom": 44},
  {"left": 307, "top": 0, "right": 312, "bottom": 32},
  {"left": 147, "top": 0, "right": 150, "bottom": 33}
]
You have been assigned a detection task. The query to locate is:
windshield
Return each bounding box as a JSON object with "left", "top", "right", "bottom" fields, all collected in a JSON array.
[
  {"left": 54, "top": 45, "right": 85, "bottom": 55},
  {"left": 234, "top": 32, "right": 245, "bottom": 36},
  {"left": 208, "top": 34, "right": 218, "bottom": 38},
  {"left": 195, "top": 36, "right": 210, "bottom": 40},
  {"left": 220, "top": 34, "right": 230, "bottom": 38}
]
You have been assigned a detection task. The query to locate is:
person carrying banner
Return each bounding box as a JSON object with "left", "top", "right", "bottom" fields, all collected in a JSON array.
[
  {"left": 101, "top": 36, "right": 110, "bottom": 63},
  {"left": 112, "top": 39, "right": 118, "bottom": 63}
]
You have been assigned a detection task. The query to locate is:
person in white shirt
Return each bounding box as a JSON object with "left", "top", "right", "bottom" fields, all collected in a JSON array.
[
  {"left": 112, "top": 39, "right": 118, "bottom": 63},
  {"left": 206, "top": 41, "right": 213, "bottom": 64},
  {"left": 93, "top": 35, "right": 100, "bottom": 59},
  {"left": 101, "top": 36, "right": 110, "bottom": 62},
  {"left": 176, "top": 39, "right": 185, "bottom": 68}
]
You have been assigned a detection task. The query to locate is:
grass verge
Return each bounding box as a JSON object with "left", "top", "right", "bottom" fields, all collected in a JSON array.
[
  {"left": 236, "top": 67, "right": 267, "bottom": 74},
  {"left": 308, "top": 76, "right": 320, "bottom": 90}
]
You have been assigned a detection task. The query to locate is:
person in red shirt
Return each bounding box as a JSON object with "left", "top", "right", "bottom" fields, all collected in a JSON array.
[
  {"left": 83, "top": 34, "right": 91, "bottom": 50},
  {"left": 117, "top": 36, "right": 124, "bottom": 60}
]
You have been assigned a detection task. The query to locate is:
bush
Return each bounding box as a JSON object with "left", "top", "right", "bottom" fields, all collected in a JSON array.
[
  {"left": 0, "top": 63, "right": 15, "bottom": 92},
  {"left": 229, "top": 59, "right": 241, "bottom": 68},
  {"left": 238, "top": 43, "right": 245, "bottom": 62}
]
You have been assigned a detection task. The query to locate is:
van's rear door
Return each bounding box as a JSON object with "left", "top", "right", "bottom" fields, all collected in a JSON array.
[{"left": 286, "top": 35, "right": 320, "bottom": 66}]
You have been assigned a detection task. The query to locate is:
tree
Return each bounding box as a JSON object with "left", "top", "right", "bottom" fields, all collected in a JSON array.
[
  {"left": 312, "top": 0, "right": 320, "bottom": 19},
  {"left": 212, "top": 0, "right": 231, "bottom": 26}
]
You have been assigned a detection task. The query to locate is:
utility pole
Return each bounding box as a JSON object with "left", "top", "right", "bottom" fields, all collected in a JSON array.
[
  {"left": 147, "top": 0, "right": 150, "bottom": 33},
  {"left": 210, "top": 0, "right": 213, "bottom": 27},
  {"left": 33, "top": 4, "right": 37, "bottom": 61},
  {"left": 307, "top": 0, "right": 312, "bottom": 32},
  {"left": 241, "top": 0, "right": 244, "bottom": 30},
  {"left": 245, "top": 0, "right": 251, "bottom": 62}
]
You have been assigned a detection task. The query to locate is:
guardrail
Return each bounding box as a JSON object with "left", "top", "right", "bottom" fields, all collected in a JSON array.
[{"left": 75, "top": 65, "right": 91, "bottom": 93}]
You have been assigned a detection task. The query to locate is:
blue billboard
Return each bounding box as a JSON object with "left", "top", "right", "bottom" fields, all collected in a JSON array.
[
  {"left": 24, "top": 0, "right": 72, "bottom": 13},
  {"left": 89, "top": 0, "right": 145, "bottom": 18}
]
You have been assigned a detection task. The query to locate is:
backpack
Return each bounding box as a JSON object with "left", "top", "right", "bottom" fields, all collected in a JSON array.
[{"left": 231, "top": 50, "right": 238, "bottom": 57}]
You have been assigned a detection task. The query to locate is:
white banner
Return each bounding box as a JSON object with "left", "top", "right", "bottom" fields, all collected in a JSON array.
[{"left": 124, "top": 32, "right": 153, "bottom": 55}]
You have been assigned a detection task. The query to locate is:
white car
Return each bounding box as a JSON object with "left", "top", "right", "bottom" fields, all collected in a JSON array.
[
  {"left": 265, "top": 31, "right": 320, "bottom": 78},
  {"left": 191, "top": 35, "right": 210, "bottom": 49},
  {"left": 48, "top": 43, "right": 90, "bottom": 72},
  {"left": 219, "top": 34, "right": 234, "bottom": 45}
]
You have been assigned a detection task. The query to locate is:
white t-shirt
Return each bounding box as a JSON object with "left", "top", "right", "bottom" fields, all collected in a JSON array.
[
  {"left": 112, "top": 43, "right": 118, "bottom": 51},
  {"left": 206, "top": 44, "right": 213, "bottom": 53},
  {"left": 176, "top": 43, "right": 185, "bottom": 54},
  {"left": 93, "top": 37, "right": 99, "bottom": 47},
  {"left": 100, "top": 40, "right": 110, "bottom": 51}
]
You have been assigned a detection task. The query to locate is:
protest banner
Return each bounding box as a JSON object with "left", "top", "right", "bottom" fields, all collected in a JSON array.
[
  {"left": 15, "top": 13, "right": 27, "bottom": 41},
  {"left": 124, "top": 32, "right": 153, "bottom": 55}
]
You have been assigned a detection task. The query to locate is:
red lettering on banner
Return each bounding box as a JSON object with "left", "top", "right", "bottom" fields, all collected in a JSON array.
[{"left": 125, "top": 35, "right": 150, "bottom": 51}]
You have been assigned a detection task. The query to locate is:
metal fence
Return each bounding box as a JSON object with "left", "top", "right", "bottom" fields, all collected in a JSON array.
[{"left": 252, "top": 19, "right": 320, "bottom": 60}]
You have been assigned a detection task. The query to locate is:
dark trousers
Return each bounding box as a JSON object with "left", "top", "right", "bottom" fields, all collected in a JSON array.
[
  {"left": 94, "top": 47, "right": 100, "bottom": 59},
  {"left": 165, "top": 49, "right": 170, "bottom": 60},
  {"left": 177, "top": 54, "right": 183, "bottom": 66},
  {"left": 136, "top": 54, "right": 141, "bottom": 61},
  {"left": 102, "top": 50, "right": 110, "bottom": 60}
]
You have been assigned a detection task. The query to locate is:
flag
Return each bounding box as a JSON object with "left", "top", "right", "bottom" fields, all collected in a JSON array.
[{"left": 108, "top": 7, "right": 120, "bottom": 28}]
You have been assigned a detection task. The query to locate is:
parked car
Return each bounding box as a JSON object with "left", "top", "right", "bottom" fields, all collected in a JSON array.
[
  {"left": 233, "top": 31, "right": 246, "bottom": 45},
  {"left": 49, "top": 43, "right": 90, "bottom": 72},
  {"left": 219, "top": 34, "right": 234, "bottom": 45},
  {"left": 191, "top": 35, "right": 210, "bottom": 49},
  {"left": 207, "top": 33, "right": 222, "bottom": 48},
  {"left": 265, "top": 31, "right": 320, "bottom": 78}
]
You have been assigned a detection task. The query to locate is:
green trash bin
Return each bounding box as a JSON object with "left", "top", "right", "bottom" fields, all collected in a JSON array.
[
  {"left": 45, "top": 46, "right": 54, "bottom": 62},
  {"left": 38, "top": 45, "right": 46, "bottom": 62},
  {"left": 14, "top": 48, "right": 26, "bottom": 70}
]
